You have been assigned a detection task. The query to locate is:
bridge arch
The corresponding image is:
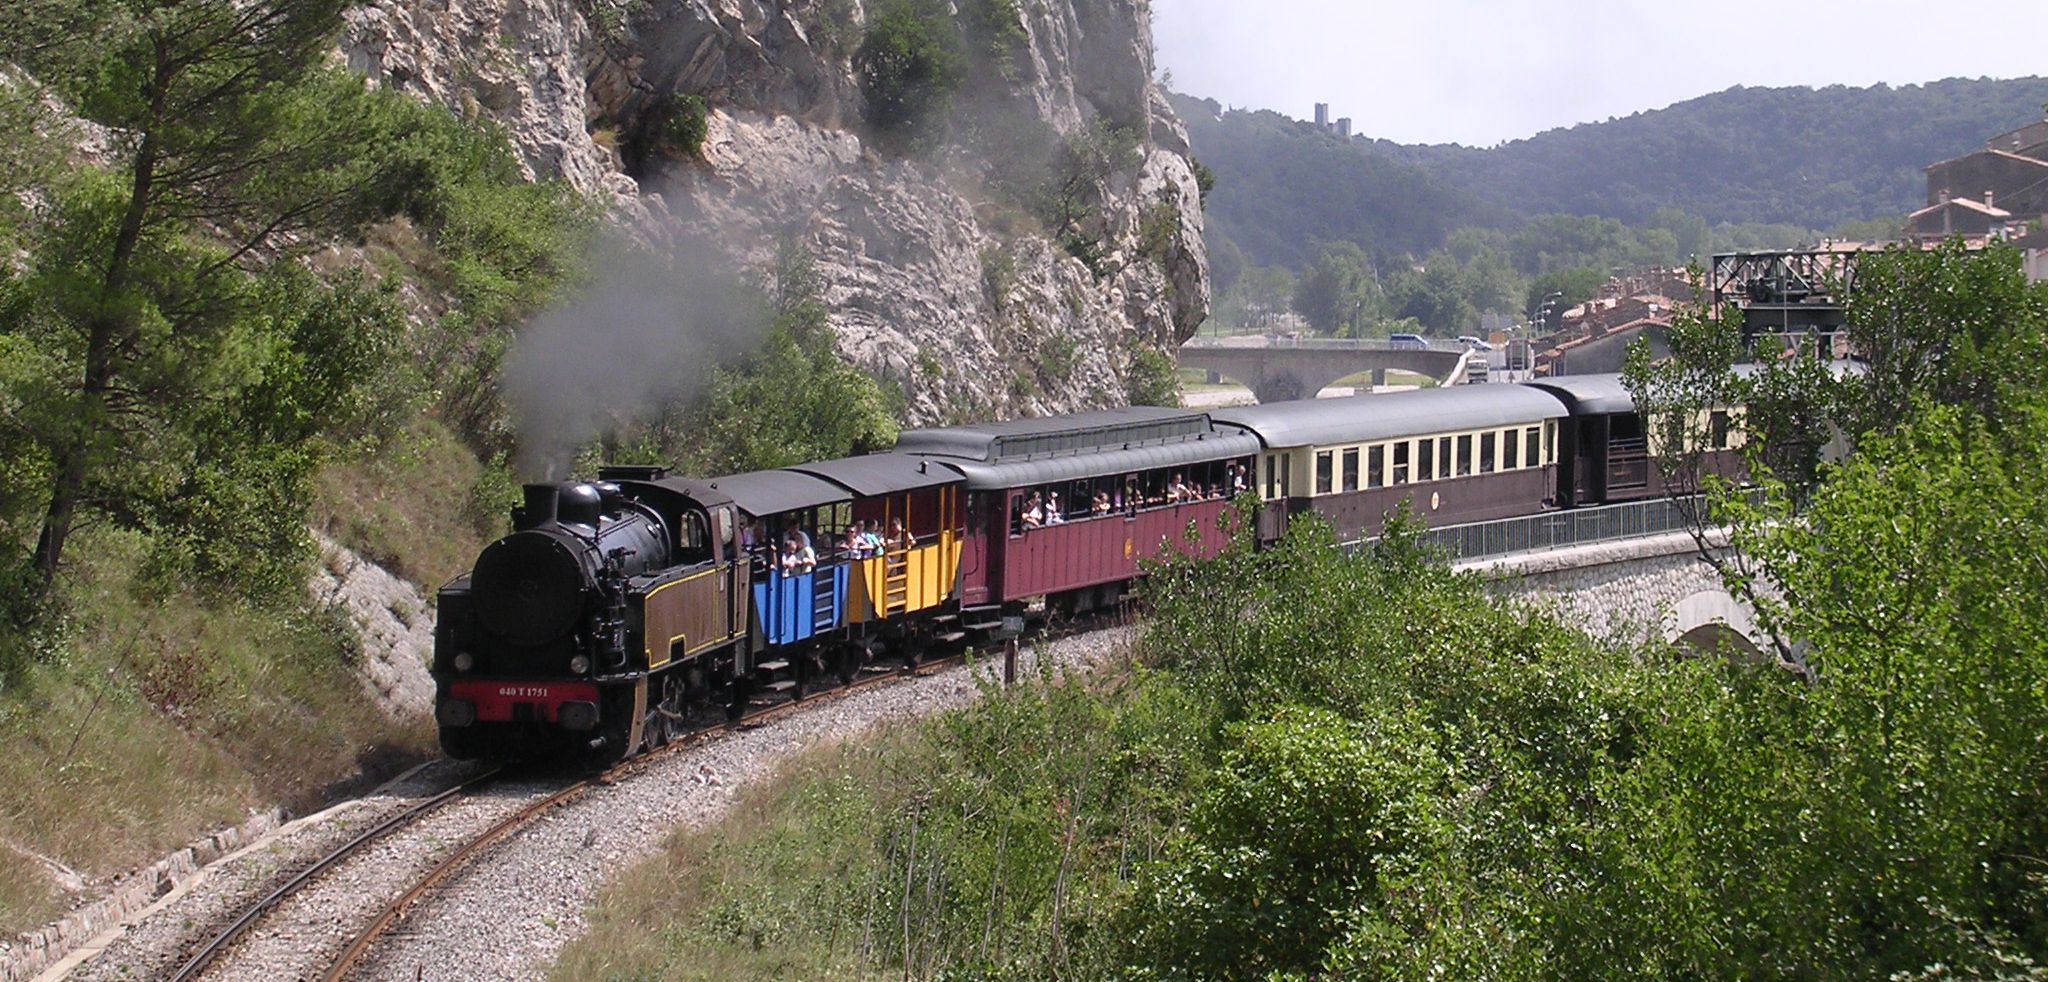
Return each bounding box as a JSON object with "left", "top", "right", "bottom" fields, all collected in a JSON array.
[{"left": 1664, "top": 589, "right": 1766, "bottom": 661}]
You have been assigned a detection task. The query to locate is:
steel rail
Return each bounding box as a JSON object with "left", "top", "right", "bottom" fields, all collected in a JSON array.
[
  {"left": 318, "top": 650, "right": 972, "bottom": 981},
  {"left": 167, "top": 766, "right": 504, "bottom": 982}
]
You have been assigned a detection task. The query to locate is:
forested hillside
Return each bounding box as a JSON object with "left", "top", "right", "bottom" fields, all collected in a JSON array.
[
  {"left": 1179, "top": 77, "right": 2048, "bottom": 272},
  {"left": 1172, "top": 95, "right": 1507, "bottom": 270},
  {"left": 1400, "top": 77, "right": 2048, "bottom": 229}
]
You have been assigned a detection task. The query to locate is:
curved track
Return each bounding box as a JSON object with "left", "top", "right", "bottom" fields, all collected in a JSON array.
[
  {"left": 166, "top": 767, "right": 504, "bottom": 982},
  {"left": 192, "top": 652, "right": 970, "bottom": 982}
]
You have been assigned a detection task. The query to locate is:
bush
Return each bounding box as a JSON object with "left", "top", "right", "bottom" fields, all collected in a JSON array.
[
  {"left": 627, "top": 92, "right": 708, "bottom": 170},
  {"left": 1124, "top": 346, "right": 1180, "bottom": 407},
  {"left": 853, "top": 0, "right": 964, "bottom": 149}
]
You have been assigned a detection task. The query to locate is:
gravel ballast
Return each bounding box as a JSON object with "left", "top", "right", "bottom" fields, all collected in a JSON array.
[{"left": 53, "top": 627, "right": 1130, "bottom": 982}]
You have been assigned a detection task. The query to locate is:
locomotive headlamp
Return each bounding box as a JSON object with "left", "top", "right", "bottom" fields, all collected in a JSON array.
[
  {"left": 453, "top": 651, "right": 475, "bottom": 672},
  {"left": 569, "top": 654, "right": 592, "bottom": 675}
]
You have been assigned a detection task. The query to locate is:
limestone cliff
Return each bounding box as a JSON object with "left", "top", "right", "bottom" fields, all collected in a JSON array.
[{"left": 341, "top": 0, "right": 1206, "bottom": 424}]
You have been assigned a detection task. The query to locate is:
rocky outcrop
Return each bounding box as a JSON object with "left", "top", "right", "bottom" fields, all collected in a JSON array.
[{"left": 342, "top": 0, "right": 1207, "bottom": 424}]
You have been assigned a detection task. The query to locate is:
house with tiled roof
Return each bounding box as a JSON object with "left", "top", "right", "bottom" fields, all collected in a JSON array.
[
  {"left": 1905, "top": 191, "right": 2014, "bottom": 241},
  {"left": 1919, "top": 118, "right": 2048, "bottom": 239}
]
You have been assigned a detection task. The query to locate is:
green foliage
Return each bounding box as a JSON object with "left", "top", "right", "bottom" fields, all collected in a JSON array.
[
  {"left": 1170, "top": 92, "right": 1504, "bottom": 271},
  {"left": 1134, "top": 201, "right": 1181, "bottom": 271},
  {"left": 979, "top": 242, "right": 1016, "bottom": 313},
  {"left": 1128, "top": 704, "right": 1450, "bottom": 979},
  {"left": 624, "top": 92, "right": 708, "bottom": 172},
  {"left": 854, "top": 0, "right": 965, "bottom": 150},
  {"left": 670, "top": 247, "right": 900, "bottom": 474},
  {"left": 1839, "top": 239, "right": 2048, "bottom": 439},
  {"left": 1386, "top": 77, "right": 2048, "bottom": 230},
  {"left": 1289, "top": 241, "right": 1379, "bottom": 334},
  {"left": 1124, "top": 346, "right": 1180, "bottom": 407},
  {"left": 1524, "top": 266, "right": 1606, "bottom": 323},
  {"left": 956, "top": 0, "right": 1027, "bottom": 83},
  {"left": 567, "top": 353, "right": 2048, "bottom": 977},
  {"left": 655, "top": 93, "right": 710, "bottom": 160},
  {"left": 1190, "top": 157, "right": 1217, "bottom": 204},
  {"left": 0, "top": 0, "right": 595, "bottom": 598}
]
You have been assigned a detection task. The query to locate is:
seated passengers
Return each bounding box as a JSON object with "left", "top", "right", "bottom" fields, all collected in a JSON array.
[
  {"left": 1092, "top": 491, "right": 1111, "bottom": 515},
  {"left": 1046, "top": 491, "right": 1065, "bottom": 524}
]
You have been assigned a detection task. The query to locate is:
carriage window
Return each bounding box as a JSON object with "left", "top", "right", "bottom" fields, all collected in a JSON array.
[
  {"left": 1392, "top": 441, "right": 1411, "bottom": 485},
  {"left": 1417, "top": 437, "right": 1434, "bottom": 482},
  {"left": 1480, "top": 432, "right": 1497, "bottom": 474},
  {"left": 1527, "top": 426, "right": 1542, "bottom": 465},
  {"left": 1368, "top": 444, "right": 1385, "bottom": 488},
  {"left": 1281, "top": 453, "right": 1293, "bottom": 496},
  {"left": 1265, "top": 455, "right": 1278, "bottom": 498},
  {"left": 1505, "top": 428, "right": 1521, "bottom": 470},
  {"left": 1314, "top": 451, "right": 1333, "bottom": 495},
  {"left": 1544, "top": 422, "right": 1556, "bottom": 464},
  {"left": 1457, "top": 434, "right": 1473, "bottom": 476},
  {"left": 1710, "top": 410, "right": 1731, "bottom": 449},
  {"left": 1439, "top": 436, "right": 1453, "bottom": 477},
  {"left": 1341, "top": 449, "right": 1359, "bottom": 492}
]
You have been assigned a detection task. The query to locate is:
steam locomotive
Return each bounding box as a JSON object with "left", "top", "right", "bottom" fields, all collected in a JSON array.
[{"left": 432, "top": 373, "right": 1730, "bottom": 763}]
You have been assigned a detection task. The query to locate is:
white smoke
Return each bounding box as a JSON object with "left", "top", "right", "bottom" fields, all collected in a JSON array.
[{"left": 502, "top": 237, "right": 764, "bottom": 478}]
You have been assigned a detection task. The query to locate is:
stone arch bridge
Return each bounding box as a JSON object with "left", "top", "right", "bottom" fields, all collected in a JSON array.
[
  {"left": 1180, "top": 337, "right": 1467, "bottom": 403},
  {"left": 1461, "top": 531, "right": 1773, "bottom": 661}
]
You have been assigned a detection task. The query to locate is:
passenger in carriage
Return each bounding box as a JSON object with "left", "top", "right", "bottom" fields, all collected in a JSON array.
[
  {"left": 885, "top": 516, "right": 915, "bottom": 551},
  {"left": 1167, "top": 473, "right": 1189, "bottom": 503},
  {"left": 780, "top": 532, "right": 815, "bottom": 574},
  {"left": 1229, "top": 462, "right": 1249, "bottom": 494},
  {"left": 1092, "top": 490, "right": 1111, "bottom": 515},
  {"left": 843, "top": 521, "right": 869, "bottom": 559},
  {"left": 1045, "top": 490, "right": 1066, "bottom": 524},
  {"left": 1021, "top": 492, "right": 1045, "bottom": 529}
]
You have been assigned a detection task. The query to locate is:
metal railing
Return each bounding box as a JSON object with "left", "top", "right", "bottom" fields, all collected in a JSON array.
[{"left": 1400, "top": 495, "right": 1711, "bottom": 562}]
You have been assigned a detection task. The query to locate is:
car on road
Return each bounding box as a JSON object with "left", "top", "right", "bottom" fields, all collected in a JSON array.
[
  {"left": 1388, "top": 333, "right": 1429, "bottom": 350},
  {"left": 1457, "top": 335, "right": 1494, "bottom": 351}
]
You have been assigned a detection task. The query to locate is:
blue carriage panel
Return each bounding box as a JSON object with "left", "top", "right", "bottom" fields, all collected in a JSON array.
[
  {"left": 753, "top": 566, "right": 851, "bottom": 647},
  {"left": 811, "top": 564, "right": 849, "bottom": 634},
  {"left": 754, "top": 570, "right": 822, "bottom": 647}
]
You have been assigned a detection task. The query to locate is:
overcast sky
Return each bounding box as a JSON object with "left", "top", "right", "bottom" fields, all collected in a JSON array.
[{"left": 1152, "top": 0, "right": 2048, "bottom": 147}]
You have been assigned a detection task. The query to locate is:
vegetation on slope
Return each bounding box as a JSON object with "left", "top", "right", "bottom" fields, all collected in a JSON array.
[
  {"left": 0, "top": 0, "right": 592, "bottom": 935},
  {"left": 560, "top": 245, "right": 2048, "bottom": 979},
  {"left": 1394, "top": 77, "right": 2048, "bottom": 229}
]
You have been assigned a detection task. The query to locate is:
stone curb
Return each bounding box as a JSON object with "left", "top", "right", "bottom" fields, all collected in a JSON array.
[{"left": 0, "top": 809, "right": 283, "bottom": 982}]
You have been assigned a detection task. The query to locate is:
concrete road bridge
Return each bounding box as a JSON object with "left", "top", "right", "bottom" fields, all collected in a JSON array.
[{"left": 1180, "top": 337, "right": 1468, "bottom": 403}]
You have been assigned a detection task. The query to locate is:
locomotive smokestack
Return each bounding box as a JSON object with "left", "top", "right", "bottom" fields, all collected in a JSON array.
[{"left": 517, "top": 483, "right": 560, "bottom": 531}]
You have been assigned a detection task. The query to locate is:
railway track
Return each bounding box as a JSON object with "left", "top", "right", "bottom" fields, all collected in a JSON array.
[{"left": 164, "top": 648, "right": 968, "bottom": 982}]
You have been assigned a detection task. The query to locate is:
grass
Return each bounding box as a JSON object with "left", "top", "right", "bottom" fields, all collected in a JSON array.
[
  {"left": 0, "top": 527, "right": 434, "bottom": 937},
  {"left": 312, "top": 416, "right": 505, "bottom": 590},
  {"left": 0, "top": 850, "right": 60, "bottom": 937},
  {"left": 554, "top": 650, "right": 1205, "bottom": 981},
  {"left": 553, "top": 728, "right": 928, "bottom": 981}
]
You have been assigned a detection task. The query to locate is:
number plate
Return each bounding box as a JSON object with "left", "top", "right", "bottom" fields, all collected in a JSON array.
[{"left": 497, "top": 685, "right": 556, "bottom": 699}]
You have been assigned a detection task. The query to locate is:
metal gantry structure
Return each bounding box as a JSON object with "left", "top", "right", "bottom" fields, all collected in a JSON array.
[{"left": 1709, "top": 250, "right": 1862, "bottom": 354}]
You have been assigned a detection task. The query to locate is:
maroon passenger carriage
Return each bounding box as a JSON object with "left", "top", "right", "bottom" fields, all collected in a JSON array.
[
  {"left": 895, "top": 408, "right": 1261, "bottom": 619},
  {"left": 1209, "top": 386, "right": 1572, "bottom": 545}
]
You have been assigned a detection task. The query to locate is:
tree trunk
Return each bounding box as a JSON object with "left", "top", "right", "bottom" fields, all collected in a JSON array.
[{"left": 29, "top": 39, "right": 166, "bottom": 594}]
